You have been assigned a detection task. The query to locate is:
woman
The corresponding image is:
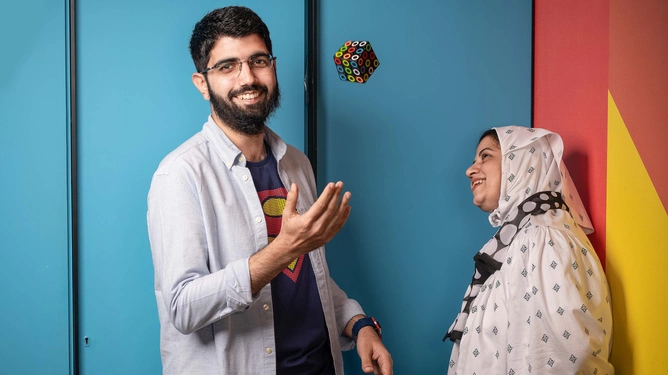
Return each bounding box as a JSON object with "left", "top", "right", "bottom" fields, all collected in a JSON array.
[{"left": 444, "top": 126, "right": 613, "bottom": 374}]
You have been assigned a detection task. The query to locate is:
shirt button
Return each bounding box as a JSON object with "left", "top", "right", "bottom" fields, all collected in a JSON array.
[
  {"left": 239, "top": 156, "right": 245, "bottom": 163},
  {"left": 242, "top": 175, "right": 249, "bottom": 181},
  {"left": 263, "top": 304, "right": 269, "bottom": 311},
  {"left": 266, "top": 347, "right": 272, "bottom": 354},
  {"left": 255, "top": 217, "right": 262, "bottom": 223}
]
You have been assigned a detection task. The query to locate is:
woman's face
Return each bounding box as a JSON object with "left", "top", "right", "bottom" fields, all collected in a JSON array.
[{"left": 465, "top": 135, "right": 502, "bottom": 212}]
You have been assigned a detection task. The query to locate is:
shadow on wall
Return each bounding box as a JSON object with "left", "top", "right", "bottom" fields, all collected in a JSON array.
[
  {"left": 562, "top": 151, "right": 607, "bottom": 263},
  {"left": 562, "top": 152, "right": 591, "bottom": 224}
]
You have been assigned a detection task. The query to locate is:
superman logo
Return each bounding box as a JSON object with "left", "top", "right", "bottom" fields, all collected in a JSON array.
[{"left": 257, "top": 187, "right": 303, "bottom": 282}]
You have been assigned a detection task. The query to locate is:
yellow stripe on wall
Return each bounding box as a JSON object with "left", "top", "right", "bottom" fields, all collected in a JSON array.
[{"left": 607, "top": 91, "right": 668, "bottom": 372}]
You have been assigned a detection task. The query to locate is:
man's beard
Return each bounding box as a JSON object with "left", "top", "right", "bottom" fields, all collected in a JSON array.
[{"left": 207, "top": 79, "right": 281, "bottom": 136}]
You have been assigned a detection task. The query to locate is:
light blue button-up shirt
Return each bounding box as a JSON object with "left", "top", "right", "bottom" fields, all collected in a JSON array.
[{"left": 147, "top": 117, "right": 363, "bottom": 374}]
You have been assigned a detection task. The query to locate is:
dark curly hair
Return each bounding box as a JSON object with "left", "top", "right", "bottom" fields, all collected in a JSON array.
[{"left": 189, "top": 6, "right": 273, "bottom": 73}]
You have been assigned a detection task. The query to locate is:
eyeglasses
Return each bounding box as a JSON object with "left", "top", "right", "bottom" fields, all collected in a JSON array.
[{"left": 199, "top": 54, "right": 277, "bottom": 77}]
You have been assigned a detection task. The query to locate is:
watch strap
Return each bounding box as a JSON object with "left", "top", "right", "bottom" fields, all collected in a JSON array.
[{"left": 351, "top": 316, "right": 382, "bottom": 341}]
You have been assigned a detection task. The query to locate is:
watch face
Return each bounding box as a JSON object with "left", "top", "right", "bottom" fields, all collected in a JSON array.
[{"left": 370, "top": 317, "right": 382, "bottom": 339}]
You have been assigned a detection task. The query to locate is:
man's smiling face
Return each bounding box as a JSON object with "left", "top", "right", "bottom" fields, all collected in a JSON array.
[{"left": 203, "top": 34, "right": 280, "bottom": 135}]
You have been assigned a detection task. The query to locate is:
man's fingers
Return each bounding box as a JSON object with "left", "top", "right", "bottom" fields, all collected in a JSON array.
[
  {"left": 360, "top": 351, "right": 374, "bottom": 374},
  {"left": 338, "top": 191, "right": 352, "bottom": 215},
  {"left": 282, "top": 181, "right": 350, "bottom": 250},
  {"left": 358, "top": 338, "right": 375, "bottom": 374},
  {"left": 328, "top": 191, "right": 351, "bottom": 232},
  {"left": 320, "top": 183, "right": 349, "bottom": 223},
  {"left": 283, "top": 183, "right": 298, "bottom": 218},
  {"left": 303, "top": 182, "right": 333, "bottom": 220},
  {"left": 306, "top": 181, "right": 342, "bottom": 221},
  {"left": 326, "top": 181, "right": 345, "bottom": 211},
  {"left": 377, "top": 352, "right": 393, "bottom": 375}
]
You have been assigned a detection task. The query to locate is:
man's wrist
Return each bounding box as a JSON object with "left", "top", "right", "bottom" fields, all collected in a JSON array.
[
  {"left": 351, "top": 316, "right": 382, "bottom": 342},
  {"left": 264, "top": 236, "right": 301, "bottom": 264}
]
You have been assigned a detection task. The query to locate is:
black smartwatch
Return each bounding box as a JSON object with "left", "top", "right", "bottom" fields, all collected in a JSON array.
[{"left": 351, "top": 316, "right": 382, "bottom": 341}]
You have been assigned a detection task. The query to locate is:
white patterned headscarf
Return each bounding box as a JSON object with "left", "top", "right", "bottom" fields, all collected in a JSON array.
[
  {"left": 444, "top": 125, "right": 593, "bottom": 342},
  {"left": 490, "top": 126, "right": 593, "bottom": 233}
]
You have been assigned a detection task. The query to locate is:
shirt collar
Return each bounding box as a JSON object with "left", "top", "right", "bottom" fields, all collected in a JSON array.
[{"left": 202, "top": 115, "right": 287, "bottom": 170}]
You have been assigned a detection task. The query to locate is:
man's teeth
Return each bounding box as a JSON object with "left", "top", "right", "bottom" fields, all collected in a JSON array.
[
  {"left": 237, "top": 92, "right": 260, "bottom": 100},
  {"left": 473, "top": 180, "right": 484, "bottom": 187}
]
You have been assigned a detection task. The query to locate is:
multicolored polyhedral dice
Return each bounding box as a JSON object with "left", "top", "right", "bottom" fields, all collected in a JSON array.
[{"left": 333, "top": 40, "right": 380, "bottom": 84}]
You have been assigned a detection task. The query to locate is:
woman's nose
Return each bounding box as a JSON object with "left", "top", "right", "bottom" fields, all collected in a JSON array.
[{"left": 466, "top": 164, "right": 478, "bottom": 178}]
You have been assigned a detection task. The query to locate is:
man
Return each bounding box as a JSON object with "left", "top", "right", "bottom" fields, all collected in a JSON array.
[{"left": 147, "top": 6, "right": 392, "bottom": 375}]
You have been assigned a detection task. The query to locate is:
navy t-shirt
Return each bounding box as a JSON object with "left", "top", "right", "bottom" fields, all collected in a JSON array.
[{"left": 246, "top": 144, "right": 335, "bottom": 375}]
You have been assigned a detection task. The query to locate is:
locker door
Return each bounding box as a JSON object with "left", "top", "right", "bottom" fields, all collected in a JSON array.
[
  {"left": 0, "top": 1, "right": 73, "bottom": 374},
  {"left": 76, "top": 1, "right": 305, "bottom": 373},
  {"left": 317, "top": 1, "right": 533, "bottom": 373}
]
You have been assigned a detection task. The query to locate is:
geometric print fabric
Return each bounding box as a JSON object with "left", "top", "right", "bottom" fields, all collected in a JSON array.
[{"left": 447, "top": 126, "right": 613, "bottom": 374}]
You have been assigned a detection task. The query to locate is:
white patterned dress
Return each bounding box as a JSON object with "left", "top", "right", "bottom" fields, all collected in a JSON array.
[{"left": 447, "top": 127, "right": 614, "bottom": 375}]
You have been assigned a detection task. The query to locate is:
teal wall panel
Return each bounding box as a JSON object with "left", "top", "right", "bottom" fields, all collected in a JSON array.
[
  {"left": 318, "top": 1, "right": 532, "bottom": 373},
  {"left": 76, "top": 1, "right": 305, "bottom": 373},
  {"left": 0, "top": 0, "right": 72, "bottom": 374}
]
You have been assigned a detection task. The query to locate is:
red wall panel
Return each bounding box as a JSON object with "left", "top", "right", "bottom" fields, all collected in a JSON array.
[
  {"left": 609, "top": 0, "right": 668, "bottom": 213},
  {"left": 534, "top": 0, "right": 609, "bottom": 265}
]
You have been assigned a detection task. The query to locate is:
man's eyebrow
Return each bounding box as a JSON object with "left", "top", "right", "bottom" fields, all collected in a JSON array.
[
  {"left": 210, "top": 52, "right": 271, "bottom": 68},
  {"left": 210, "top": 57, "right": 238, "bottom": 68}
]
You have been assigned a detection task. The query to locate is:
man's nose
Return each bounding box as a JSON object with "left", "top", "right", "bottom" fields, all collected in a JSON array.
[{"left": 237, "top": 62, "right": 259, "bottom": 85}]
